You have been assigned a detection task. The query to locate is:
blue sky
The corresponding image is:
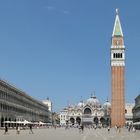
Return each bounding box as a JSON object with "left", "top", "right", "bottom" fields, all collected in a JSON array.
[{"left": 0, "top": 0, "right": 140, "bottom": 111}]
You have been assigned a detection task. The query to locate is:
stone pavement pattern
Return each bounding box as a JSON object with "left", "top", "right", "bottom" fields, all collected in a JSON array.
[{"left": 0, "top": 128, "right": 140, "bottom": 140}]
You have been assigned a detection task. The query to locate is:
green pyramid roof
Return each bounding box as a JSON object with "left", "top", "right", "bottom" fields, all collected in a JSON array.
[{"left": 112, "top": 10, "right": 123, "bottom": 37}]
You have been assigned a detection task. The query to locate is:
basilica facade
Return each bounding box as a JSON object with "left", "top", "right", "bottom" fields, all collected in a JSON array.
[{"left": 60, "top": 96, "right": 111, "bottom": 126}]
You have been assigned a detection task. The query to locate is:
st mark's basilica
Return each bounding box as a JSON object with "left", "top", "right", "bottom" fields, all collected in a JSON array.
[{"left": 60, "top": 96, "right": 111, "bottom": 126}]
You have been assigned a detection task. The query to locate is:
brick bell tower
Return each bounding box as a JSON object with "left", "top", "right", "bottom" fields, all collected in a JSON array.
[{"left": 111, "top": 9, "right": 125, "bottom": 127}]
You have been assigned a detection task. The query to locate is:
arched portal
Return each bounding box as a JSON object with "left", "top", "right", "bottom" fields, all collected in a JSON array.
[
  {"left": 94, "top": 117, "right": 98, "bottom": 125},
  {"left": 76, "top": 117, "right": 81, "bottom": 125},
  {"left": 70, "top": 117, "right": 75, "bottom": 125},
  {"left": 84, "top": 108, "right": 92, "bottom": 115},
  {"left": 106, "top": 118, "right": 111, "bottom": 126},
  {"left": 100, "top": 117, "right": 105, "bottom": 125}
]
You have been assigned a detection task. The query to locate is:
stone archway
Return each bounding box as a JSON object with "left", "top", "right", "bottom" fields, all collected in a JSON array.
[
  {"left": 106, "top": 118, "right": 111, "bottom": 126},
  {"left": 100, "top": 117, "right": 105, "bottom": 126},
  {"left": 70, "top": 117, "right": 75, "bottom": 125},
  {"left": 76, "top": 117, "right": 81, "bottom": 125},
  {"left": 84, "top": 108, "right": 92, "bottom": 115},
  {"left": 94, "top": 117, "right": 99, "bottom": 125}
]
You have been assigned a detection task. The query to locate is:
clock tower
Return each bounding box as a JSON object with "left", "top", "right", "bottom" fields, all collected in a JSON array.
[{"left": 111, "top": 9, "right": 125, "bottom": 127}]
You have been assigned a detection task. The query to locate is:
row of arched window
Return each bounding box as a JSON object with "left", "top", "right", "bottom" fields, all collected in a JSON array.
[
  {"left": 113, "top": 53, "right": 123, "bottom": 58},
  {"left": 0, "top": 90, "right": 48, "bottom": 113}
]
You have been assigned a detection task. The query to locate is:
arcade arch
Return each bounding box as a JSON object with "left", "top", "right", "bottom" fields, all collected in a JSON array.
[
  {"left": 94, "top": 117, "right": 99, "bottom": 124},
  {"left": 100, "top": 117, "right": 106, "bottom": 125},
  {"left": 76, "top": 117, "right": 81, "bottom": 125},
  {"left": 70, "top": 117, "right": 75, "bottom": 125}
]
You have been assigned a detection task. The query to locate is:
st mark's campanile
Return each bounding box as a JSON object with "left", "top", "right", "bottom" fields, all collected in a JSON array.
[{"left": 111, "top": 9, "right": 125, "bottom": 127}]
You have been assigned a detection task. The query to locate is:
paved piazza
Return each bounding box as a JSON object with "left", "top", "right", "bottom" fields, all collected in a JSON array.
[{"left": 0, "top": 127, "right": 140, "bottom": 140}]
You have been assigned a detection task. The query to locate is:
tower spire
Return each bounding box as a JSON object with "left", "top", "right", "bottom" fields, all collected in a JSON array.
[
  {"left": 116, "top": 8, "right": 119, "bottom": 15},
  {"left": 112, "top": 8, "right": 123, "bottom": 37}
]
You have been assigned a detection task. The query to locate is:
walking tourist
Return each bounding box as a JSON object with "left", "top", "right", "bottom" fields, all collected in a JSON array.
[
  {"left": 81, "top": 124, "right": 84, "bottom": 133},
  {"left": 118, "top": 126, "right": 121, "bottom": 133},
  {"left": 4, "top": 125, "right": 8, "bottom": 134},
  {"left": 107, "top": 126, "right": 110, "bottom": 133},
  {"left": 16, "top": 125, "right": 20, "bottom": 134},
  {"left": 79, "top": 124, "right": 84, "bottom": 134},
  {"left": 128, "top": 124, "right": 132, "bottom": 132},
  {"left": 132, "top": 126, "right": 136, "bottom": 132},
  {"left": 29, "top": 124, "right": 34, "bottom": 134}
]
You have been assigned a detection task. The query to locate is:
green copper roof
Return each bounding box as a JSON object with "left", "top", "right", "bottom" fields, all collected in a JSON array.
[
  {"left": 114, "top": 19, "right": 122, "bottom": 36},
  {"left": 112, "top": 13, "right": 123, "bottom": 37}
]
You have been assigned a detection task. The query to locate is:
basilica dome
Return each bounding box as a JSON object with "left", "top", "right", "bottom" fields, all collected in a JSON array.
[
  {"left": 103, "top": 100, "right": 111, "bottom": 109},
  {"left": 77, "top": 101, "right": 84, "bottom": 108},
  {"left": 87, "top": 96, "right": 100, "bottom": 107}
]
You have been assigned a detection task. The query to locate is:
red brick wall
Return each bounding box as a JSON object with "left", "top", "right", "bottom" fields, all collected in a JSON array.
[{"left": 111, "top": 66, "right": 125, "bottom": 127}]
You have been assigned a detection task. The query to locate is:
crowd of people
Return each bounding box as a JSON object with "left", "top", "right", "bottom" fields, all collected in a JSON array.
[
  {"left": 64, "top": 123, "right": 138, "bottom": 134},
  {"left": 1, "top": 123, "right": 138, "bottom": 135},
  {"left": 3, "top": 124, "right": 34, "bottom": 135}
]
